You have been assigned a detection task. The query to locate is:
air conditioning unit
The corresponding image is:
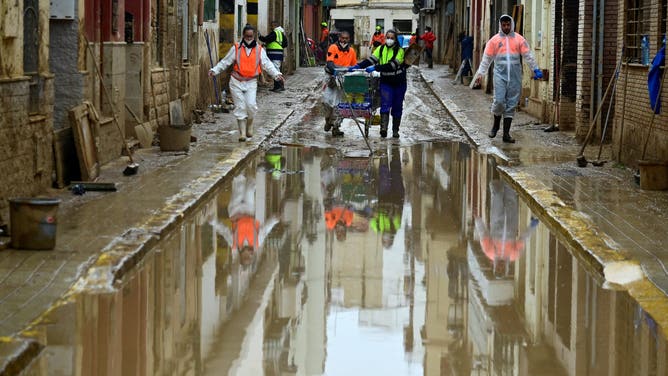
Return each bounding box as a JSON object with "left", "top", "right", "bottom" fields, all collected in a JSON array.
[{"left": 421, "top": 0, "right": 435, "bottom": 11}]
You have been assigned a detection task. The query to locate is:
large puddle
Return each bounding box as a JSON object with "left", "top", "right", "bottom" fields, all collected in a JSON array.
[{"left": 24, "top": 143, "right": 668, "bottom": 375}]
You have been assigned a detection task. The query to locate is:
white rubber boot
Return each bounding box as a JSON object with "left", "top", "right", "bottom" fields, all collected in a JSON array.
[
  {"left": 246, "top": 118, "right": 254, "bottom": 138},
  {"left": 237, "top": 119, "right": 246, "bottom": 142}
]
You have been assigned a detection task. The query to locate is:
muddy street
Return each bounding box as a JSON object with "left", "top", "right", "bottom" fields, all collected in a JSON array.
[
  {"left": 270, "top": 68, "right": 466, "bottom": 152},
  {"left": 22, "top": 140, "right": 667, "bottom": 375}
]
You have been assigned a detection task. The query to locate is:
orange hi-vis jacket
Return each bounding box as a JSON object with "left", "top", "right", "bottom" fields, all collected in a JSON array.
[
  {"left": 233, "top": 216, "right": 260, "bottom": 249},
  {"left": 325, "top": 207, "right": 353, "bottom": 230},
  {"left": 371, "top": 33, "right": 385, "bottom": 47},
  {"left": 232, "top": 43, "right": 262, "bottom": 81},
  {"left": 327, "top": 44, "right": 358, "bottom": 67}
]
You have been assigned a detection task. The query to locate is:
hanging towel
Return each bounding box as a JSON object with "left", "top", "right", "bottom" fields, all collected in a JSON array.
[{"left": 648, "top": 45, "right": 665, "bottom": 114}]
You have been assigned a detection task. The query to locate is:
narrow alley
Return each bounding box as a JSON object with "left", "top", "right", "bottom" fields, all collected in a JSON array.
[{"left": 2, "top": 0, "right": 668, "bottom": 374}]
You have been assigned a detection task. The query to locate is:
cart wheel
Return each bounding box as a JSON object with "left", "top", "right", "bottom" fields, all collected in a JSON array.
[{"left": 364, "top": 119, "right": 370, "bottom": 138}]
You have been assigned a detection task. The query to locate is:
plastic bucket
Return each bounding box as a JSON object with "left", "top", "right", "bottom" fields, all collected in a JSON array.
[{"left": 9, "top": 198, "right": 60, "bottom": 250}]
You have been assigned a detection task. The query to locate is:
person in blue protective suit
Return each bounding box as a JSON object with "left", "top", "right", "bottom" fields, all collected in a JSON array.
[
  {"left": 350, "top": 29, "right": 407, "bottom": 138},
  {"left": 471, "top": 14, "right": 542, "bottom": 143},
  {"left": 370, "top": 147, "right": 404, "bottom": 248}
]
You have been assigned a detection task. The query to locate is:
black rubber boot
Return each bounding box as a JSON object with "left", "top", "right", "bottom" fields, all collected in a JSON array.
[
  {"left": 331, "top": 126, "right": 344, "bottom": 137},
  {"left": 502, "top": 118, "right": 515, "bottom": 143},
  {"left": 489, "top": 115, "right": 501, "bottom": 138},
  {"left": 277, "top": 80, "right": 285, "bottom": 92},
  {"left": 392, "top": 117, "right": 401, "bottom": 138},
  {"left": 380, "top": 113, "right": 390, "bottom": 138},
  {"left": 270, "top": 80, "right": 279, "bottom": 92}
]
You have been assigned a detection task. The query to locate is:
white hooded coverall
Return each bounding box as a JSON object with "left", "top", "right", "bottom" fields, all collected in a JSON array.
[
  {"left": 475, "top": 15, "right": 539, "bottom": 118},
  {"left": 210, "top": 43, "right": 282, "bottom": 121}
]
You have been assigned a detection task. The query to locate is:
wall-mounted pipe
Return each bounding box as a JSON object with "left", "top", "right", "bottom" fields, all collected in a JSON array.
[{"left": 589, "top": 0, "right": 597, "bottom": 122}]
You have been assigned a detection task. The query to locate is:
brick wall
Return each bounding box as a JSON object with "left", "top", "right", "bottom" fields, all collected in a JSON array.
[
  {"left": 575, "top": 0, "right": 593, "bottom": 138},
  {"left": 611, "top": 0, "right": 666, "bottom": 166},
  {"left": 613, "top": 65, "right": 668, "bottom": 166},
  {"left": 0, "top": 78, "right": 54, "bottom": 222}
]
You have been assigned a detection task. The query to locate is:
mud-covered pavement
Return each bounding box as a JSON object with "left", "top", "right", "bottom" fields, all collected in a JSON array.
[{"left": 269, "top": 68, "right": 467, "bottom": 153}]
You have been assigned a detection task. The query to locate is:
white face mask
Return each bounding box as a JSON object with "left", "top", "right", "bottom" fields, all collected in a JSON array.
[{"left": 385, "top": 39, "right": 395, "bottom": 47}]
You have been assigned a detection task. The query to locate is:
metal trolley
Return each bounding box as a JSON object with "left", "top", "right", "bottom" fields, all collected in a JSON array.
[{"left": 335, "top": 70, "right": 381, "bottom": 140}]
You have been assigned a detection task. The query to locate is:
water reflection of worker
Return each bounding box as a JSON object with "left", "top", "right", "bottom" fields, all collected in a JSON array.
[
  {"left": 321, "top": 159, "right": 355, "bottom": 241},
  {"left": 213, "top": 174, "right": 278, "bottom": 267},
  {"left": 474, "top": 180, "right": 538, "bottom": 276},
  {"left": 263, "top": 146, "right": 285, "bottom": 180},
  {"left": 370, "top": 148, "right": 405, "bottom": 248}
]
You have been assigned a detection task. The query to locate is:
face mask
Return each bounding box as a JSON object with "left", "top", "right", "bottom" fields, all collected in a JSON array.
[
  {"left": 339, "top": 42, "right": 348, "bottom": 49},
  {"left": 385, "top": 39, "right": 395, "bottom": 47}
]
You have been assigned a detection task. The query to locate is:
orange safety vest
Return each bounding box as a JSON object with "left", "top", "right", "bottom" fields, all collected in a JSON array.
[
  {"left": 232, "top": 43, "right": 262, "bottom": 81},
  {"left": 233, "top": 216, "right": 260, "bottom": 249}
]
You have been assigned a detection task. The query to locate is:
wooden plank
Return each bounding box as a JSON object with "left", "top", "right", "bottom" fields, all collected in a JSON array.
[{"left": 69, "top": 104, "right": 100, "bottom": 181}]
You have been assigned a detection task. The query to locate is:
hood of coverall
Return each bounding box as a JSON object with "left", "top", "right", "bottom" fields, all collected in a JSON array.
[
  {"left": 498, "top": 14, "right": 515, "bottom": 37},
  {"left": 274, "top": 26, "right": 285, "bottom": 33}
]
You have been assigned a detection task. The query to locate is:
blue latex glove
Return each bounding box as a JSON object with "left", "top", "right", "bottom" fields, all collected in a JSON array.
[
  {"left": 533, "top": 69, "right": 543, "bottom": 80},
  {"left": 365, "top": 65, "right": 376, "bottom": 73},
  {"left": 348, "top": 65, "right": 360, "bottom": 72}
]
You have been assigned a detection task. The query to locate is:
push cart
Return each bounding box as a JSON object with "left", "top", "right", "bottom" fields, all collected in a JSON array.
[{"left": 334, "top": 70, "right": 381, "bottom": 139}]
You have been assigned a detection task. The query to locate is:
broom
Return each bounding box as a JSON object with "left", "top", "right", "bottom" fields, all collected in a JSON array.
[{"left": 84, "top": 35, "right": 139, "bottom": 175}]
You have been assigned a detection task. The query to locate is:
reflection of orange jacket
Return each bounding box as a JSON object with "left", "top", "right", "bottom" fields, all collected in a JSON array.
[
  {"left": 325, "top": 207, "right": 353, "bottom": 230},
  {"left": 233, "top": 216, "right": 260, "bottom": 249},
  {"left": 480, "top": 237, "right": 524, "bottom": 261}
]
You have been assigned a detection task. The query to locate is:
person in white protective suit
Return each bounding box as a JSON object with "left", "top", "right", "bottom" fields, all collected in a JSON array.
[
  {"left": 471, "top": 14, "right": 543, "bottom": 143},
  {"left": 209, "top": 24, "right": 285, "bottom": 142}
]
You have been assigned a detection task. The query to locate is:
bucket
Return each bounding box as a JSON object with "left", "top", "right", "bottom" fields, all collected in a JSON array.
[
  {"left": 638, "top": 160, "right": 668, "bottom": 190},
  {"left": 9, "top": 198, "right": 60, "bottom": 250},
  {"left": 159, "top": 125, "right": 191, "bottom": 152}
]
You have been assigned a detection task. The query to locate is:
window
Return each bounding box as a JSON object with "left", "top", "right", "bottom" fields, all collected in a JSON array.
[
  {"left": 23, "top": 0, "right": 38, "bottom": 74},
  {"left": 204, "top": 0, "right": 216, "bottom": 21},
  {"left": 23, "top": 0, "right": 40, "bottom": 114},
  {"left": 393, "top": 19, "right": 412, "bottom": 34},
  {"left": 624, "top": 0, "right": 652, "bottom": 63},
  {"left": 375, "top": 19, "right": 384, "bottom": 31}
]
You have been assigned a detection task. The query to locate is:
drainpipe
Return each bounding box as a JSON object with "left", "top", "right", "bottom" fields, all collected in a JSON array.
[
  {"left": 589, "top": 0, "right": 597, "bottom": 123},
  {"left": 597, "top": 0, "right": 604, "bottom": 125}
]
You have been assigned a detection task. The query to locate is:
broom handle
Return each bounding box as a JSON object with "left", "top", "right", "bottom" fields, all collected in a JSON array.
[
  {"left": 84, "top": 36, "right": 135, "bottom": 164},
  {"left": 578, "top": 55, "right": 622, "bottom": 156},
  {"left": 641, "top": 66, "right": 667, "bottom": 160}
]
